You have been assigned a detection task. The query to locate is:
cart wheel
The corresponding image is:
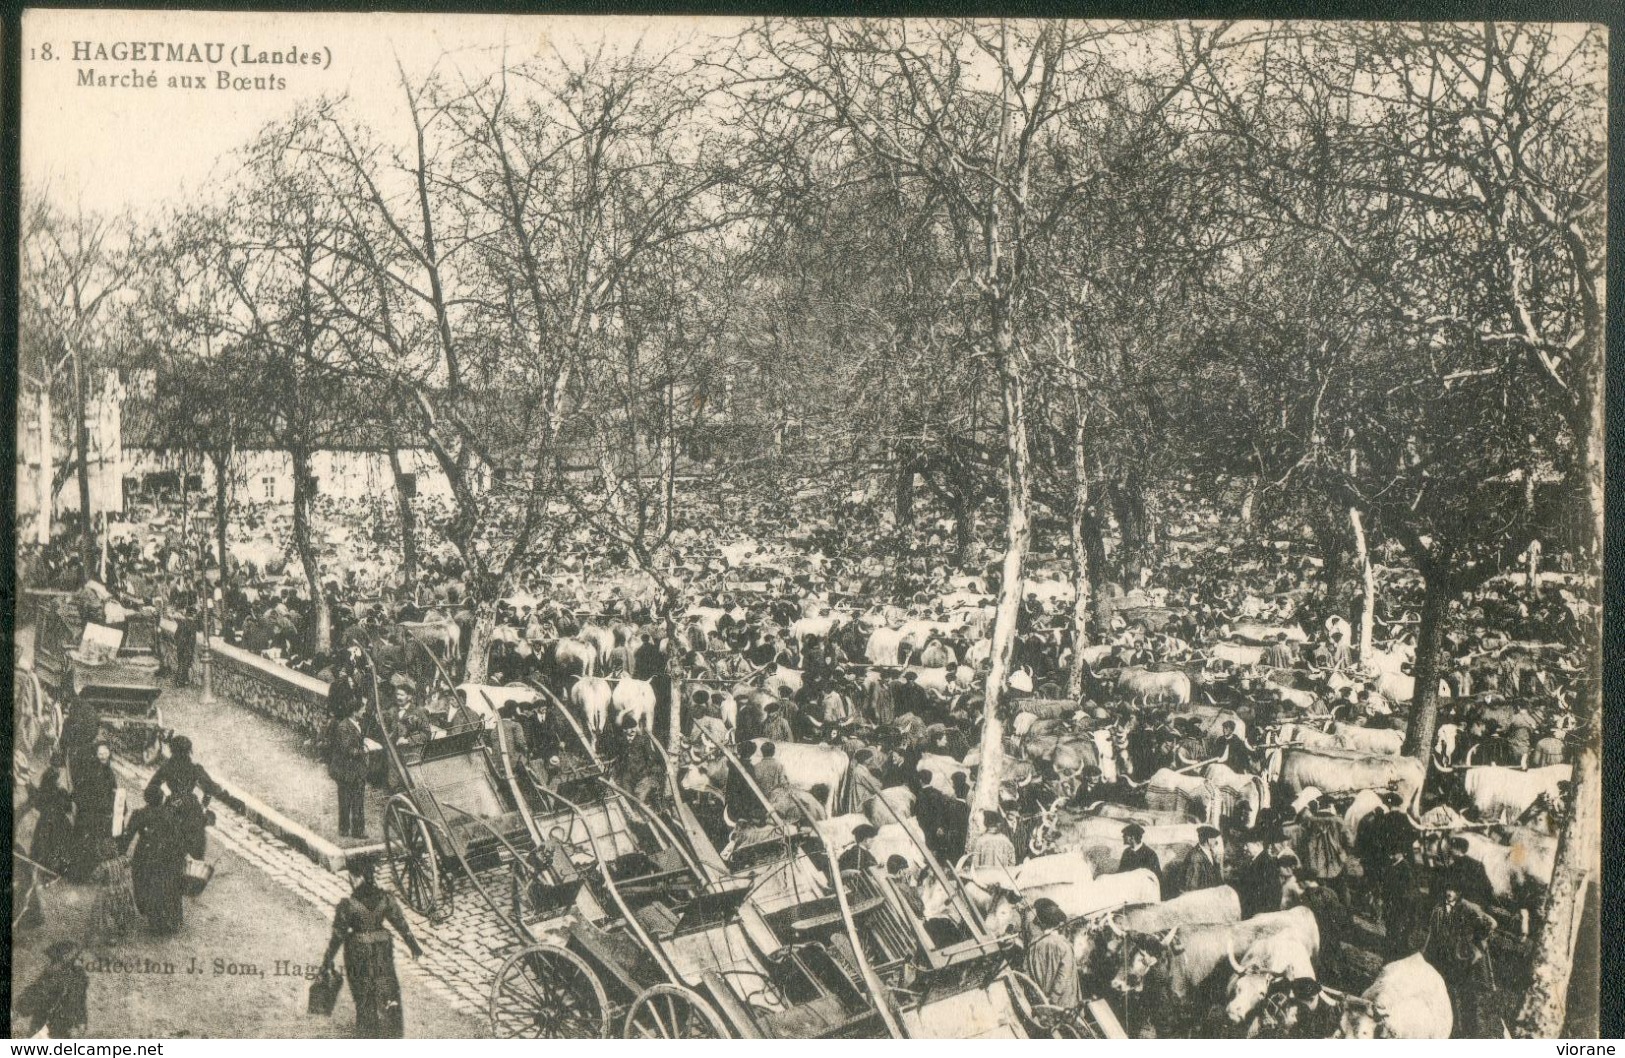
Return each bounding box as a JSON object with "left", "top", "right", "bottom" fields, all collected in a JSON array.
[
  {"left": 1005, "top": 970, "right": 1084, "bottom": 1039},
  {"left": 16, "top": 669, "right": 58, "bottom": 758},
  {"left": 488, "top": 943, "right": 609, "bottom": 1039},
  {"left": 624, "top": 984, "right": 731, "bottom": 1039},
  {"left": 383, "top": 796, "right": 449, "bottom": 923}
]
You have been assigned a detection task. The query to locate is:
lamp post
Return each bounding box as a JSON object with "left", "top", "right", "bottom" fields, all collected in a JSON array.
[{"left": 199, "top": 584, "right": 216, "bottom": 705}]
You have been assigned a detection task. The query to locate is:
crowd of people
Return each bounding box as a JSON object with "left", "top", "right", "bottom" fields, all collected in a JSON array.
[{"left": 14, "top": 479, "right": 1592, "bottom": 1038}]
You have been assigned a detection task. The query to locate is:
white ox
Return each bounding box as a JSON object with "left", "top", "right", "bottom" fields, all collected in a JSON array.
[
  {"left": 1116, "top": 668, "right": 1193, "bottom": 704},
  {"left": 577, "top": 624, "right": 617, "bottom": 665},
  {"left": 1266, "top": 747, "right": 1427, "bottom": 806},
  {"left": 763, "top": 665, "right": 803, "bottom": 698},
  {"left": 970, "top": 865, "right": 1162, "bottom": 936},
  {"left": 570, "top": 676, "right": 613, "bottom": 733},
  {"left": 904, "top": 665, "right": 975, "bottom": 695},
  {"left": 915, "top": 752, "right": 970, "bottom": 796},
  {"left": 1031, "top": 806, "right": 1201, "bottom": 876},
  {"left": 744, "top": 739, "right": 848, "bottom": 812},
  {"left": 862, "top": 786, "right": 917, "bottom": 827},
  {"left": 1225, "top": 622, "right": 1308, "bottom": 645},
  {"left": 610, "top": 678, "right": 657, "bottom": 730},
  {"left": 1224, "top": 930, "right": 1317, "bottom": 1027},
  {"left": 1367, "top": 644, "right": 1452, "bottom": 703},
  {"left": 818, "top": 814, "right": 929, "bottom": 867},
  {"left": 1461, "top": 764, "right": 1572, "bottom": 821},
  {"left": 1337, "top": 954, "right": 1453, "bottom": 1039},
  {"left": 1206, "top": 642, "right": 1265, "bottom": 668},
  {"left": 866, "top": 627, "right": 907, "bottom": 666},
  {"left": 1447, "top": 829, "right": 1556, "bottom": 934},
  {"left": 790, "top": 614, "right": 845, "bottom": 643}
]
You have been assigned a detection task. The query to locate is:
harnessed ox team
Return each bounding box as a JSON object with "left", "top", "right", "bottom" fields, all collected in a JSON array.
[{"left": 1111, "top": 906, "right": 1321, "bottom": 1035}]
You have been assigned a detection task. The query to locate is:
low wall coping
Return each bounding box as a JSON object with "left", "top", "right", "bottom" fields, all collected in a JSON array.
[
  {"left": 158, "top": 614, "right": 330, "bottom": 698},
  {"left": 208, "top": 637, "right": 330, "bottom": 698}
]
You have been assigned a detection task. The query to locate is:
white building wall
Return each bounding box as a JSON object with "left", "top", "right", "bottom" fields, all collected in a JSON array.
[
  {"left": 15, "top": 369, "right": 124, "bottom": 520},
  {"left": 123, "top": 447, "right": 456, "bottom": 506}
]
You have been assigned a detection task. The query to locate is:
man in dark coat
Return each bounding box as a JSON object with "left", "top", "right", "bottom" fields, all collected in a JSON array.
[
  {"left": 1116, "top": 824, "right": 1163, "bottom": 883},
  {"left": 891, "top": 670, "right": 932, "bottom": 722},
  {"left": 172, "top": 606, "right": 198, "bottom": 687},
  {"left": 1434, "top": 836, "right": 1496, "bottom": 913},
  {"left": 1173, "top": 825, "right": 1225, "bottom": 897},
  {"left": 837, "top": 823, "right": 880, "bottom": 874},
  {"left": 1422, "top": 884, "right": 1500, "bottom": 1038},
  {"left": 939, "top": 774, "right": 972, "bottom": 864},
  {"left": 1236, "top": 841, "right": 1284, "bottom": 918},
  {"left": 632, "top": 634, "right": 664, "bottom": 681},
  {"left": 330, "top": 705, "right": 371, "bottom": 839},
  {"left": 915, "top": 772, "right": 949, "bottom": 860}
]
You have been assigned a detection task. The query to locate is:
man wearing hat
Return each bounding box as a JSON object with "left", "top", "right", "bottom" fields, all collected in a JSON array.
[
  {"left": 330, "top": 703, "right": 371, "bottom": 840},
  {"left": 762, "top": 698, "right": 794, "bottom": 744},
  {"left": 1282, "top": 977, "right": 1341, "bottom": 1039},
  {"left": 1117, "top": 823, "right": 1162, "bottom": 883},
  {"left": 1173, "top": 825, "right": 1224, "bottom": 897},
  {"left": 1236, "top": 830, "right": 1287, "bottom": 917},
  {"left": 1433, "top": 835, "right": 1495, "bottom": 913},
  {"left": 838, "top": 823, "right": 881, "bottom": 874},
  {"left": 1024, "top": 897, "right": 1081, "bottom": 1012},
  {"left": 1354, "top": 790, "right": 1414, "bottom": 903},
  {"left": 1421, "top": 880, "right": 1499, "bottom": 1037},
  {"left": 968, "top": 810, "right": 1017, "bottom": 868}
]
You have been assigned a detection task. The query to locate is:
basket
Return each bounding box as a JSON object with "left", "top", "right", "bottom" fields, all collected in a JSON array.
[
  {"left": 307, "top": 967, "right": 344, "bottom": 1016},
  {"left": 182, "top": 856, "right": 215, "bottom": 896}
]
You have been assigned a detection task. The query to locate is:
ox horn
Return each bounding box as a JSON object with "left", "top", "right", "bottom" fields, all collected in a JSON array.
[
  {"left": 1107, "top": 913, "right": 1126, "bottom": 937},
  {"left": 1226, "top": 937, "right": 1245, "bottom": 974}
]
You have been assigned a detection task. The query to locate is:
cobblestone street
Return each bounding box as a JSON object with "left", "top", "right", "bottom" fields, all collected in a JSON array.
[
  {"left": 16, "top": 626, "right": 521, "bottom": 1038},
  {"left": 93, "top": 744, "right": 517, "bottom": 1036}
]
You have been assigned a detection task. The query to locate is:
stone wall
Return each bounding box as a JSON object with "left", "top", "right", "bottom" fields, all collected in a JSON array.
[
  {"left": 209, "top": 640, "right": 330, "bottom": 736},
  {"left": 159, "top": 618, "right": 330, "bottom": 737}
]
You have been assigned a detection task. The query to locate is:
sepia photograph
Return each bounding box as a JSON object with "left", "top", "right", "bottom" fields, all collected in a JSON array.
[{"left": 12, "top": 9, "right": 1605, "bottom": 1040}]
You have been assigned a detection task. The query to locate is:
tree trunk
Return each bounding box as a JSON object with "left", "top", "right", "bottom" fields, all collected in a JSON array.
[
  {"left": 1110, "top": 481, "right": 1145, "bottom": 584},
  {"left": 1349, "top": 507, "right": 1375, "bottom": 663},
  {"left": 72, "top": 345, "right": 94, "bottom": 582},
  {"left": 388, "top": 446, "right": 419, "bottom": 592},
  {"left": 35, "top": 383, "right": 52, "bottom": 545},
  {"left": 894, "top": 462, "right": 915, "bottom": 528},
  {"left": 1516, "top": 737, "right": 1600, "bottom": 1035},
  {"left": 288, "top": 448, "right": 331, "bottom": 657},
  {"left": 462, "top": 609, "right": 494, "bottom": 685},
  {"left": 1239, "top": 476, "right": 1257, "bottom": 529},
  {"left": 952, "top": 493, "right": 976, "bottom": 568},
  {"left": 1515, "top": 351, "right": 1605, "bottom": 1037},
  {"left": 972, "top": 350, "right": 1031, "bottom": 825},
  {"left": 1066, "top": 416, "right": 1092, "bottom": 700},
  {"left": 1400, "top": 562, "right": 1451, "bottom": 761},
  {"left": 210, "top": 449, "right": 232, "bottom": 581},
  {"left": 1311, "top": 514, "right": 1344, "bottom": 604}
]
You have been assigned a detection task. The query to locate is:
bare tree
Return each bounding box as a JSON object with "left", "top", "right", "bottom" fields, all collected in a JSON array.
[{"left": 20, "top": 195, "right": 142, "bottom": 578}]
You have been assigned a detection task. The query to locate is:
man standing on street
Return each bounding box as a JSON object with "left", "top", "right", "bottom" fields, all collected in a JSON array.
[
  {"left": 1174, "top": 825, "right": 1225, "bottom": 897},
  {"left": 331, "top": 704, "right": 370, "bottom": 839}
]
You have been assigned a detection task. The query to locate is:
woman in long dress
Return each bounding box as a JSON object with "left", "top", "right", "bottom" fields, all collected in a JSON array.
[
  {"left": 67, "top": 743, "right": 118, "bottom": 882},
  {"left": 24, "top": 757, "right": 76, "bottom": 878},
  {"left": 321, "top": 857, "right": 423, "bottom": 1038},
  {"left": 120, "top": 785, "right": 187, "bottom": 935},
  {"left": 144, "top": 735, "right": 221, "bottom": 860}
]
